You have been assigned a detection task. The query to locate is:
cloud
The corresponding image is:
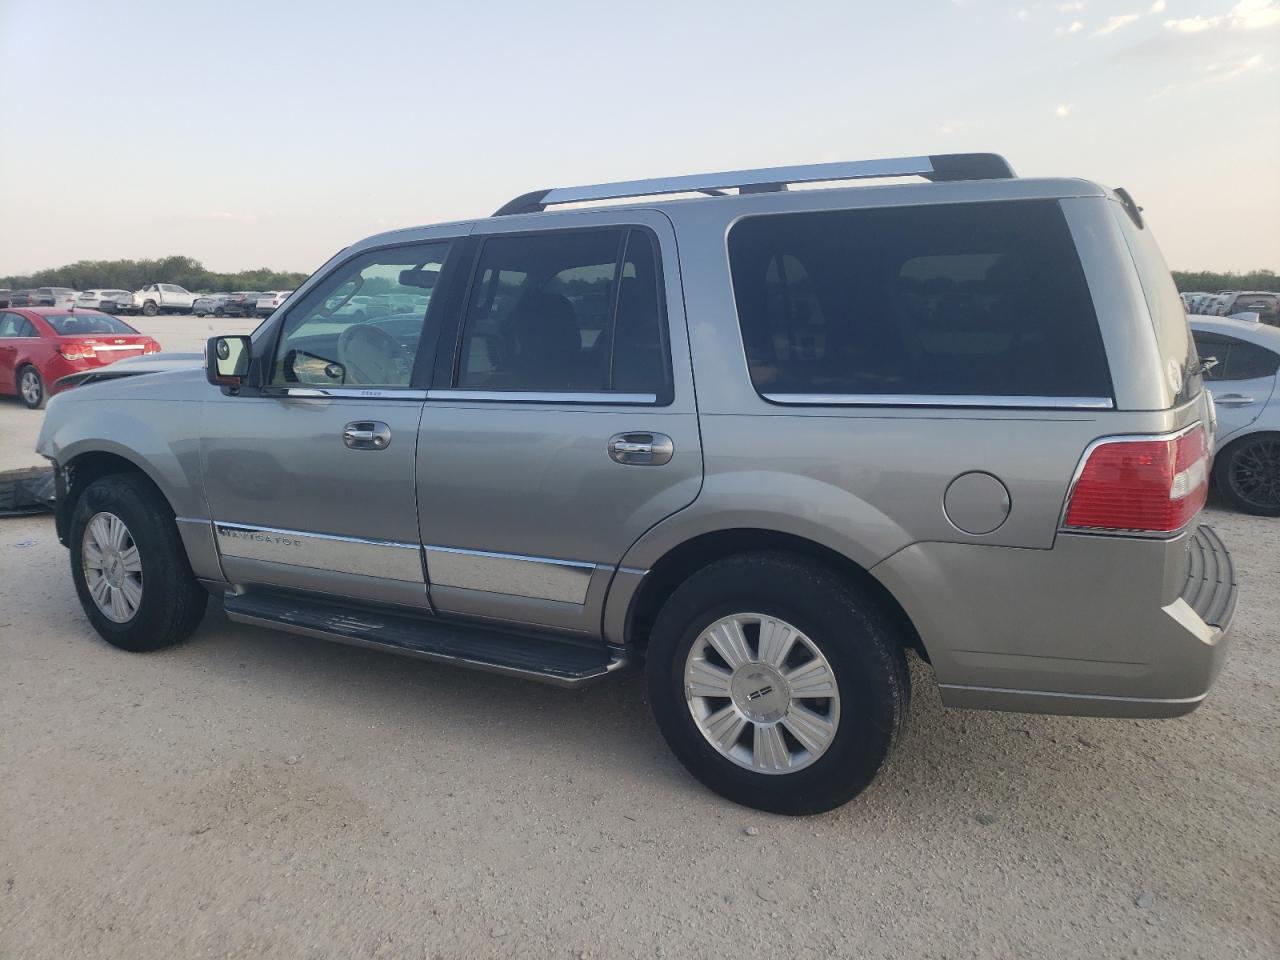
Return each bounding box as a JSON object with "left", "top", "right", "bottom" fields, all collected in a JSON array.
[
  {"left": 1058, "top": 2, "right": 1086, "bottom": 10},
  {"left": 1164, "top": 1, "right": 1280, "bottom": 33},
  {"left": 1204, "top": 53, "right": 1267, "bottom": 80},
  {"left": 1016, "top": 9, "right": 1032, "bottom": 22},
  {"left": 1165, "top": 16, "right": 1222, "bottom": 32},
  {"left": 1056, "top": 20, "right": 1085, "bottom": 35},
  {"left": 1150, "top": 0, "right": 1166, "bottom": 12},
  {"left": 1094, "top": 13, "right": 1140, "bottom": 35},
  {"left": 1229, "top": 0, "right": 1280, "bottom": 29},
  {"left": 1056, "top": 103, "right": 1074, "bottom": 116},
  {"left": 938, "top": 122, "right": 962, "bottom": 135}
]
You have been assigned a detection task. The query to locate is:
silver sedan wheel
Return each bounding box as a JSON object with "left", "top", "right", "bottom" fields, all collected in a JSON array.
[
  {"left": 20, "top": 370, "right": 41, "bottom": 405},
  {"left": 82, "top": 512, "right": 144, "bottom": 623},
  {"left": 684, "top": 613, "right": 841, "bottom": 775}
]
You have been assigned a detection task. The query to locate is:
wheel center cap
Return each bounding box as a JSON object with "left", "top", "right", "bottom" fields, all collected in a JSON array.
[{"left": 730, "top": 665, "right": 790, "bottom": 723}]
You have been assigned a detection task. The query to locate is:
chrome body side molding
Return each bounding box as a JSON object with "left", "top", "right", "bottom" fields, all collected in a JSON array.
[
  {"left": 424, "top": 545, "right": 595, "bottom": 604},
  {"left": 213, "top": 522, "right": 424, "bottom": 583},
  {"left": 761, "top": 394, "right": 1115, "bottom": 410}
]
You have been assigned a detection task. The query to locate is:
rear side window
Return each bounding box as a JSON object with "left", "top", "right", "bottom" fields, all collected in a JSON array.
[
  {"left": 727, "top": 200, "right": 1112, "bottom": 402},
  {"left": 1194, "top": 332, "right": 1280, "bottom": 381},
  {"left": 456, "top": 228, "right": 670, "bottom": 399}
]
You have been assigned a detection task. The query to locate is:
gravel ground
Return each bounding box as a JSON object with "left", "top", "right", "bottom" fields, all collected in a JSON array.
[{"left": 1, "top": 503, "right": 1276, "bottom": 959}]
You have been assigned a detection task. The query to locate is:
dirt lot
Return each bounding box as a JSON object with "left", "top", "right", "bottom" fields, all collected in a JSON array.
[
  {"left": 1, "top": 317, "right": 1277, "bottom": 958},
  {"left": 0, "top": 501, "right": 1275, "bottom": 959}
]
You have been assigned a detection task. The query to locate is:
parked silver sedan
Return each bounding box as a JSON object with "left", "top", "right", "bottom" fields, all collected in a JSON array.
[{"left": 1191, "top": 314, "right": 1280, "bottom": 515}]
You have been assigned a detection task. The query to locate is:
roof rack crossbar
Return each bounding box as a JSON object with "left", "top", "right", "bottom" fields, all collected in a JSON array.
[{"left": 492, "top": 153, "right": 1015, "bottom": 216}]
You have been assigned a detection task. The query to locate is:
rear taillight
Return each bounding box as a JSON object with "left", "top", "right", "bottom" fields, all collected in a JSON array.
[
  {"left": 1063, "top": 425, "right": 1209, "bottom": 534},
  {"left": 144, "top": 341, "right": 160, "bottom": 354},
  {"left": 58, "top": 341, "right": 96, "bottom": 361}
]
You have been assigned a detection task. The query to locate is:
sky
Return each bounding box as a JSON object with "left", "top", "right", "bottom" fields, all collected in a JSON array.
[{"left": 0, "top": 0, "right": 1276, "bottom": 277}]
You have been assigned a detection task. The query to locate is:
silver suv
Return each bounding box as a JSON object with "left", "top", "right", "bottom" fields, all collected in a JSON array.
[{"left": 36, "top": 154, "right": 1237, "bottom": 814}]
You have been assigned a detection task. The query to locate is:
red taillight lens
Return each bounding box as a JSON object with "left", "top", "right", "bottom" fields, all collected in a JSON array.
[
  {"left": 143, "top": 340, "right": 160, "bottom": 354},
  {"left": 1064, "top": 425, "right": 1209, "bottom": 533},
  {"left": 58, "top": 341, "right": 96, "bottom": 360}
]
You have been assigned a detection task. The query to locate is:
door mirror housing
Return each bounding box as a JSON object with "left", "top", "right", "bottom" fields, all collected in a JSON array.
[{"left": 207, "top": 335, "right": 252, "bottom": 387}]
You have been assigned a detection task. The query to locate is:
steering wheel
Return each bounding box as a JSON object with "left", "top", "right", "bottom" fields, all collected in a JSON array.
[{"left": 336, "top": 324, "right": 413, "bottom": 386}]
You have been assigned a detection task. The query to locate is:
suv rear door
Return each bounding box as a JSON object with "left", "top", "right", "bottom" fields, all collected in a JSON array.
[{"left": 416, "top": 210, "right": 701, "bottom": 634}]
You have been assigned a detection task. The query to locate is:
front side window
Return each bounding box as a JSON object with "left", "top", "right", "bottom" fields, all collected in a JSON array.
[
  {"left": 271, "top": 241, "right": 452, "bottom": 388},
  {"left": 728, "top": 200, "right": 1114, "bottom": 401},
  {"left": 456, "top": 228, "right": 669, "bottom": 397}
]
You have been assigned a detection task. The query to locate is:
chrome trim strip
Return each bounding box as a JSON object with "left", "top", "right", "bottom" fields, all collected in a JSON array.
[
  {"left": 90, "top": 343, "right": 147, "bottom": 352},
  {"left": 424, "top": 545, "right": 596, "bottom": 604},
  {"left": 761, "top": 393, "right": 1115, "bottom": 410},
  {"left": 224, "top": 609, "right": 629, "bottom": 688},
  {"left": 541, "top": 157, "right": 935, "bottom": 205},
  {"left": 938, "top": 682, "right": 1206, "bottom": 707},
  {"left": 426, "top": 389, "right": 657, "bottom": 405},
  {"left": 213, "top": 522, "right": 424, "bottom": 583},
  {"left": 277, "top": 387, "right": 429, "bottom": 400}
]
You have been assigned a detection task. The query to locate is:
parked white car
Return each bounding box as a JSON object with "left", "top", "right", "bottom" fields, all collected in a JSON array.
[
  {"left": 135, "top": 283, "right": 197, "bottom": 316},
  {"left": 255, "top": 290, "right": 293, "bottom": 316},
  {"left": 76, "top": 289, "right": 138, "bottom": 313}
]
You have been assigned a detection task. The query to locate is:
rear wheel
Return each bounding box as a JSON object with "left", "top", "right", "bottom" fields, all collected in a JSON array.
[
  {"left": 70, "top": 474, "right": 208, "bottom": 651},
  {"left": 646, "top": 551, "right": 909, "bottom": 815},
  {"left": 17, "top": 365, "right": 44, "bottom": 409},
  {"left": 1215, "top": 433, "right": 1280, "bottom": 516}
]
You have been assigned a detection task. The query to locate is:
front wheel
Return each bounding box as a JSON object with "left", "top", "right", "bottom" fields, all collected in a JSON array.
[
  {"left": 141, "top": 300, "right": 158, "bottom": 317},
  {"left": 70, "top": 474, "right": 208, "bottom": 651},
  {"left": 1214, "top": 433, "right": 1280, "bottom": 516},
  {"left": 646, "top": 552, "right": 909, "bottom": 815},
  {"left": 17, "top": 365, "right": 45, "bottom": 409}
]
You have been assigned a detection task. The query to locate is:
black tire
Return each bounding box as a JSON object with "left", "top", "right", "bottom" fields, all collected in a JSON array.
[
  {"left": 141, "top": 300, "right": 158, "bottom": 317},
  {"left": 69, "top": 473, "right": 208, "bottom": 652},
  {"left": 1214, "top": 433, "right": 1280, "bottom": 517},
  {"left": 646, "top": 551, "right": 909, "bottom": 815},
  {"left": 17, "top": 365, "right": 45, "bottom": 409},
  {"left": 214, "top": 307, "right": 225, "bottom": 317}
]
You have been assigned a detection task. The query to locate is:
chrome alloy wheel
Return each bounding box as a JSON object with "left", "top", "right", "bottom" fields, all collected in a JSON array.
[
  {"left": 684, "top": 613, "right": 841, "bottom": 775},
  {"left": 19, "top": 369, "right": 41, "bottom": 405},
  {"left": 82, "top": 512, "right": 143, "bottom": 623}
]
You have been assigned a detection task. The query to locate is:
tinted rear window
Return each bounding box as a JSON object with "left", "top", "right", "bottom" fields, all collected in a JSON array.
[
  {"left": 727, "top": 200, "right": 1112, "bottom": 401},
  {"left": 43, "top": 314, "right": 137, "bottom": 335}
]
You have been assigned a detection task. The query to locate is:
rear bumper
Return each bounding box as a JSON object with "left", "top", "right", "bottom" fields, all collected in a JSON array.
[{"left": 872, "top": 524, "right": 1237, "bottom": 718}]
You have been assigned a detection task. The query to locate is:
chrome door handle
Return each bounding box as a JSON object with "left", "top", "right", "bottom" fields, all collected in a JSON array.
[
  {"left": 1215, "top": 394, "right": 1257, "bottom": 407},
  {"left": 343, "top": 421, "right": 392, "bottom": 450},
  {"left": 608, "top": 432, "right": 673, "bottom": 466}
]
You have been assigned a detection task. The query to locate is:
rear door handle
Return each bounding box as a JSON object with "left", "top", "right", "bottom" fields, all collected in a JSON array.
[
  {"left": 1215, "top": 394, "right": 1257, "bottom": 407},
  {"left": 609, "top": 432, "right": 673, "bottom": 466},
  {"left": 343, "top": 421, "right": 392, "bottom": 449}
]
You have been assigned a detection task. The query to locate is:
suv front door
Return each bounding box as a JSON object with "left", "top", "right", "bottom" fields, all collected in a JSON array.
[
  {"left": 416, "top": 211, "right": 702, "bottom": 634},
  {"left": 200, "top": 233, "right": 464, "bottom": 608}
]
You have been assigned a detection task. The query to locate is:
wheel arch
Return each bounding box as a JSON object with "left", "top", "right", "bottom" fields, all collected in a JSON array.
[
  {"left": 55, "top": 448, "right": 175, "bottom": 546},
  {"left": 611, "top": 527, "right": 927, "bottom": 662}
]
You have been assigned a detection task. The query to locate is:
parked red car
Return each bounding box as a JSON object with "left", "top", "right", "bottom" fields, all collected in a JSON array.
[{"left": 0, "top": 308, "right": 160, "bottom": 409}]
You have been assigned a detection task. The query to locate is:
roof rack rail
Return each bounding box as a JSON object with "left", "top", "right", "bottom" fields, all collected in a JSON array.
[{"left": 492, "top": 153, "right": 1015, "bottom": 216}]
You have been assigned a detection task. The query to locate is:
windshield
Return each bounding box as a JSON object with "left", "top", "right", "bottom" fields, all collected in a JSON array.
[{"left": 43, "top": 313, "right": 139, "bottom": 335}]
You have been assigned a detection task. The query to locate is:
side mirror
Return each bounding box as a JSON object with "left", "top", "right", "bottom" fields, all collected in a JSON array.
[{"left": 206, "top": 335, "right": 252, "bottom": 387}]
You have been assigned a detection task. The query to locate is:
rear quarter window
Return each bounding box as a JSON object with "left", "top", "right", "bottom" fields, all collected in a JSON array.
[{"left": 727, "top": 199, "right": 1113, "bottom": 403}]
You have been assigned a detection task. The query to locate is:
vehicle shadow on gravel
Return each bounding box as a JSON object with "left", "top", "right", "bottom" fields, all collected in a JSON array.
[{"left": 172, "top": 599, "right": 1146, "bottom": 825}]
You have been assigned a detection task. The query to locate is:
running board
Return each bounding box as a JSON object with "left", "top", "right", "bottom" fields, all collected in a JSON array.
[{"left": 222, "top": 590, "right": 627, "bottom": 687}]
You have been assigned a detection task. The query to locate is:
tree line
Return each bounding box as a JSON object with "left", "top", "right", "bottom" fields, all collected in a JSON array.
[
  {"left": 1171, "top": 269, "right": 1276, "bottom": 293},
  {"left": 0, "top": 256, "right": 309, "bottom": 294},
  {"left": 2, "top": 255, "right": 1275, "bottom": 297}
]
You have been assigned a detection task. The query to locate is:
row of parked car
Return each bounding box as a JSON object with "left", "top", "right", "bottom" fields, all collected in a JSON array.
[
  {"left": 1181, "top": 290, "right": 1279, "bottom": 324},
  {"left": 0, "top": 286, "right": 292, "bottom": 318}
]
